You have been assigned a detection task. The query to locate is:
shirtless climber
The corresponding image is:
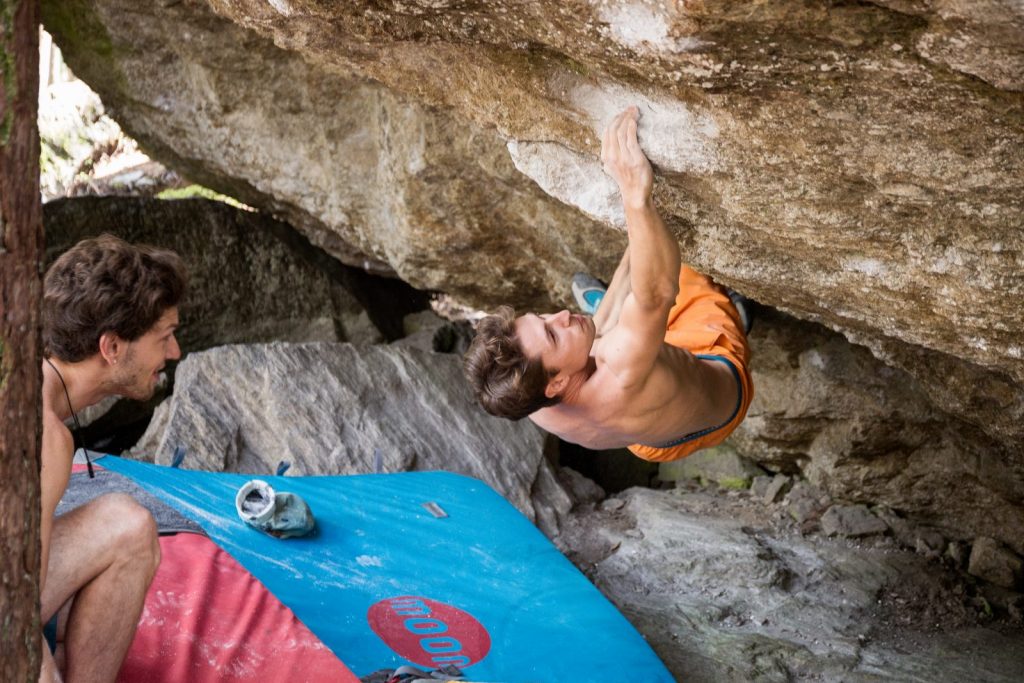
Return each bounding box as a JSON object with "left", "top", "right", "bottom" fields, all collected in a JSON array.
[
  {"left": 463, "top": 106, "right": 753, "bottom": 462},
  {"left": 39, "top": 235, "right": 185, "bottom": 681}
]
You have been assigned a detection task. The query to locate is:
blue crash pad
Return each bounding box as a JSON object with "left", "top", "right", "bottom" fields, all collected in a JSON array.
[{"left": 98, "top": 456, "right": 673, "bottom": 682}]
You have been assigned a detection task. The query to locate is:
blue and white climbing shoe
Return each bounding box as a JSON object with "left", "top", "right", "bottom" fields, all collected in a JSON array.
[{"left": 572, "top": 272, "right": 607, "bottom": 315}]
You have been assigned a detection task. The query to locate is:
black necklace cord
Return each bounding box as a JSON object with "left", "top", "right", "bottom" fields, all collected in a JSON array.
[{"left": 44, "top": 357, "right": 96, "bottom": 479}]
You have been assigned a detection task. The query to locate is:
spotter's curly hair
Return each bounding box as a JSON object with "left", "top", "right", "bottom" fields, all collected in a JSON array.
[{"left": 44, "top": 234, "right": 187, "bottom": 362}]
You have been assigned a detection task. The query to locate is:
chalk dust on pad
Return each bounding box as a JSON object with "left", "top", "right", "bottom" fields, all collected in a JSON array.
[
  {"left": 58, "top": 462, "right": 204, "bottom": 535},
  {"left": 117, "top": 533, "right": 358, "bottom": 683}
]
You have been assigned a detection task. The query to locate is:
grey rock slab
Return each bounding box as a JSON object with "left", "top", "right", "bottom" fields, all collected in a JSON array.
[
  {"left": 129, "top": 342, "right": 572, "bottom": 536},
  {"left": 763, "top": 474, "right": 792, "bottom": 504},
  {"left": 559, "top": 487, "right": 1024, "bottom": 682},
  {"left": 750, "top": 475, "right": 773, "bottom": 500},
  {"left": 821, "top": 504, "right": 889, "bottom": 538}
]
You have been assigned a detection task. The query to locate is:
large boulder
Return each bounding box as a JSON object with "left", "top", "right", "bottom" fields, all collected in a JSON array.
[
  {"left": 128, "top": 342, "right": 573, "bottom": 536},
  {"left": 43, "top": 0, "right": 1024, "bottom": 452},
  {"left": 43, "top": 196, "right": 410, "bottom": 350}
]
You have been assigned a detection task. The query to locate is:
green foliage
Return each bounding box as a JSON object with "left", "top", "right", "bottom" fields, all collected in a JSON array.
[
  {"left": 157, "top": 184, "right": 250, "bottom": 210},
  {"left": 719, "top": 476, "right": 752, "bottom": 490}
]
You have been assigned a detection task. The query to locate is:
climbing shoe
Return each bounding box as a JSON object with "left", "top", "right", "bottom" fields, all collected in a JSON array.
[
  {"left": 571, "top": 272, "right": 607, "bottom": 315},
  {"left": 725, "top": 289, "right": 754, "bottom": 335}
]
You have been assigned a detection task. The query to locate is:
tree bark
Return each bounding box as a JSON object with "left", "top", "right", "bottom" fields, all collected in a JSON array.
[{"left": 0, "top": 0, "right": 43, "bottom": 681}]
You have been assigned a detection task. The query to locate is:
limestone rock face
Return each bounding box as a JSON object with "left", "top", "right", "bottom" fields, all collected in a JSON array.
[
  {"left": 731, "top": 310, "right": 1024, "bottom": 555},
  {"left": 129, "top": 343, "right": 572, "bottom": 536},
  {"left": 44, "top": 0, "right": 1024, "bottom": 452},
  {"left": 198, "top": 0, "right": 1022, "bottom": 390}
]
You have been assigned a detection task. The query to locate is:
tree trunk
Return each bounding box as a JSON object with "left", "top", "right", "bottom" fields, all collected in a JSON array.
[{"left": 0, "top": 0, "right": 43, "bottom": 681}]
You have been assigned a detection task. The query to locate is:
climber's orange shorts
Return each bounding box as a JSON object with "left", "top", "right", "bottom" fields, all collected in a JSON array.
[{"left": 627, "top": 266, "right": 753, "bottom": 463}]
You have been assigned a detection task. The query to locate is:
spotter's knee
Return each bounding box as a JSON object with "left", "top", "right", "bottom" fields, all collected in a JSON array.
[{"left": 93, "top": 493, "right": 159, "bottom": 563}]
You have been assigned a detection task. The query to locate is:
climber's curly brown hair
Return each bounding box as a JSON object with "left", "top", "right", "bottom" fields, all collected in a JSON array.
[{"left": 463, "top": 306, "right": 559, "bottom": 421}]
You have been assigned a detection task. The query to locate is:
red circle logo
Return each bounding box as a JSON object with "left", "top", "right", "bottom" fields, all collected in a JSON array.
[{"left": 367, "top": 596, "right": 491, "bottom": 669}]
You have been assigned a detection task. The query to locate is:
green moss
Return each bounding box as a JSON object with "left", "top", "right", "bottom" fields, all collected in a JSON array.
[
  {"left": 41, "top": 0, "right": 113, "bottom": 60},
  {"left": 718, "top": 476, "right": 752, "bottom": 490},
  {"left": 1, "top": 0, "right": 19, "bottom": 146},
  {"left": 157, "top": 184, "right": 251, "bottom": 210},
  {"left": 40, "top": 0, "right": 123, "bottom": 95}
]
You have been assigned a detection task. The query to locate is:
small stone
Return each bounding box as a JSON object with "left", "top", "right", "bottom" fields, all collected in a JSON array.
[
  {"left": 968, "top": 537, "right": 1023, "bottom": 589},
  {"left": 558, "top": 467, "right": 606, "bottom": 506},
  {"left": 820, "top": 504, "right": 888, "bottom": 538},
  {"left": 763, "top": 474, "right": 792, "bottom": 504},
  {"left": 785, "top": 481, "right": 826, "bottom": 524},
  {"left": 946, "top": 541, "right": 968, "bottom": 568},
  {"left": 600, "top": 498, "right": 626, "bottom": 512},
  {"left": 750, "top": 475, "right": 773, "bottom": 499},
  {"left": 1008, "top": 596, "right": 1024, "bottom": 623},
  {"left": 914, "top": 529, "right": 946, "bottom": 556},
  {"left": 874, "top": 505, "right": 916, "bottom": 547},
  {"left": 789, "top": 497, "right": 820, "bottom": 524}
]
